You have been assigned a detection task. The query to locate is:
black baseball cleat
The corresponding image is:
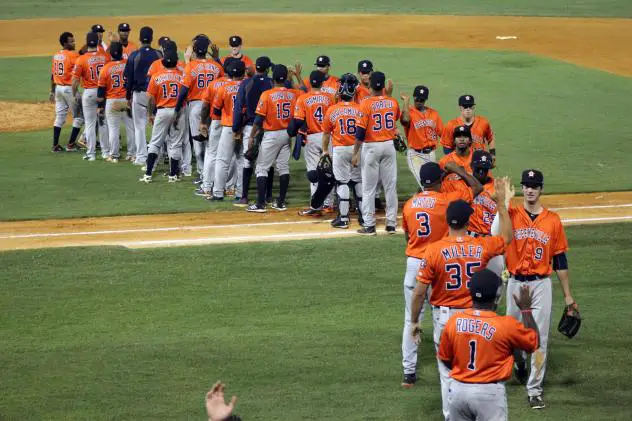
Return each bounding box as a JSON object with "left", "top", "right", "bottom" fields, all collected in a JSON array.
[
  {"left": 298, "top": 207, "right": 322, "bottom": 217},
  {"left": 357, "top": 225, "right": 377, "bottom": 236},
  {"left": 206, "top": 196, "right": 224, "bottom": 201},
  {"left": 51, "top": 144, "right": 64, "bottom": 153},
  {"left": 529, "top": 395, "right": 546, "bottom": 409},
  {"left": 331, "top": 216, "right": 349, "bottom": 229},
  {"left": 401, "top": 373, "right": 417, "bottom": 388},
  {"left": 246, "top": 203, "right": 266, "bottom": 213},
  {"left": 385, "top": 225, "right": 396, "bottom": 234},
  {"left": 192, "top": 177, "right": 202, "bottom": 185},
  {"left": 271, "top": 200, "right": 287, "bottom": 211},
  {"left": 513, "top": 361, "right": 528, "bottom": 385}
]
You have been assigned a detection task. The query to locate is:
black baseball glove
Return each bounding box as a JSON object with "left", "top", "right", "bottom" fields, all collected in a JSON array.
[
  {"left": 558, "top": 303, "right": 581, "bottom": 338},
  {"left": 317, "top": 154, "right": 334, "bottom": 179},
  {"left": 394, "top": 134, "right": 407, "bottom": 153},
  {"left": 245, "top": 132, "right": 263, "bottom": 162}
]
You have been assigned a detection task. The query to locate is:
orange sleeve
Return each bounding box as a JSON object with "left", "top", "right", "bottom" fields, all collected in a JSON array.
[
  {"left": 322, "top": 107, "right": 333, "bottom": 134},
  {"left": 507, "top": 318, "right": 539, "bottom": 353},
  {"left": 204, "top": 84, "right": 214, "bottom": 104},
  {"left": 356, "top": 101, "right": 370, "bottom": 130},
  {"left": 435, "top": 112, "right": 445, "bottom": 140},
  {"left": 457, "top": 187, "right": 474, "bottom": 203},
  {"left": 416, "top": 255, "right": 435, "bottom": 285},
  {"left": 394, "top": 101, "right": 401, "bottom": 120},
  {"left": 97, "top": 65, "right": 108, "bottom": 88},
  {"left": 51, "top": 56, "right": 55, "bottom": 76},
  {"left": 485, "top": 119, "right": 495, "bottom": 141},
  {"left": 401, "top": 201, "right": 410, "bottom": 232},
  {"left": 146, "top": 78, "right": 158, "bottom": 100},
  {"left": 212, "top": 86, "right": 225, "bottom": 111},
  {"left": 482, "top": 236, "right": 506, "bottom": 260},
  {"left": 553, "top": 216, "right": 569, "bottom": 255},
  {"left": 441, "top": 120, "right": 455, "bottom": 149},
  {"left": 294, "top": 96, "right": 306, "bottom": 120},
  {"left": 255, "top": 93, "right": 267, "bottom": 117},
  {"left": 437, "top": 317, "right": 456, "bottom": 362},
  {"left": 183, "top": 63, "right": 193, "bottom": 89},
  {"left": 72, "top": 58, "right": 83, "bottom": 79}
]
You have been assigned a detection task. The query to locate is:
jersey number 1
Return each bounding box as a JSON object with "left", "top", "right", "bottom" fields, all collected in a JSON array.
[{"left": 468, "top": 340, "right": 477, "bottom": 370}]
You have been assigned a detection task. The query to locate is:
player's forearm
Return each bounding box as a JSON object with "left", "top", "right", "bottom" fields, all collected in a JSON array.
[
  {"left": 410, "top": 284, "right": 428, "bottom": 324},
  {"left": 452, "top": 167, "right": 483, "bottom": 197},
  {"left": 71, "top": 78, "right": 79, "bottom": 97},
  {"left": 352, "top": 139, "right": 362, "bottom": 157},
  {"left": 50, "top": 76, "right": 56, "bottom": 95},
  {"left": 250, "top": 122, "right": 262, "bottom": 142},
  {"left": 147, "top": 97, "right": 156, "bottom": 116},
  {"left": 555, "top": 269, "right": 574, "bottom": 302},
  {"left": 489, "top": 137, "right": 496, "bottom": 150},
  {"left": 497, "top": 201, "right": 513, "bottom": 245},
  {"left": 322, "top": 133, "right": 331, "bottom": 152},
  {"left": 520, "top": 311, "right": 541, "bottom": 350}
]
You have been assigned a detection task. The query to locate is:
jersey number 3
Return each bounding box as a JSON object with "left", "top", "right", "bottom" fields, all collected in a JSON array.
[
  {"left": 445, "top": 261, "right": 481, "bottom": 290},
  {"left": 161, "top": 83, "right": 179, "bottom": 99},
  {"left": 415, "top": 212, "right": 431, "bottom": 237}
]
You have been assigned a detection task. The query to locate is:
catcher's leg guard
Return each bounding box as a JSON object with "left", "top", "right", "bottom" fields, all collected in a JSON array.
[
  {"left": 336, "top": 182, "right": 351, "bottom": 219},
  {"left": 310, "top": 171, "right": 336, "bottom": 209}
]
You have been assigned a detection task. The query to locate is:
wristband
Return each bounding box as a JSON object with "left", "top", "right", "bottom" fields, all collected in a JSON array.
[{"left": 520, "top": 309, "right": 532, "bottom": 314}]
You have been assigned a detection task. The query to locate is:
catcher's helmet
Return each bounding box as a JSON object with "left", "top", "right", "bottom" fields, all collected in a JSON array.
[{"left": 338, "top": 73, "right": 359, "bottom": 100}]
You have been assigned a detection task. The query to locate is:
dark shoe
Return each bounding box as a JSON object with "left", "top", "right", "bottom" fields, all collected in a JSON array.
[
  {"left": 271, "top": 200, "right": 287, "bottom": 211},
  {"left": 298, "top": 208, "right": 322, "bottom": 217},
  {"left": 357, "top": 226, "right": 377, "bottom": 236},
  {"left": 266, "top": 196, "right": 273, "bottom": 205},
  {"left": 386, "top": 226, "right": 396, "bottom": 234},
  {"left": 65, "top": 143, "right": 79, "bottom": 152},
  {"left": 233, "top": 197, "right": 248, "bottom": 207},
  {"left": 246, "top": 203, "right": 266, "bottom": 213},
  {"left": 192, "top": 177, "right": 202, "bottom": 185},
  {"left": 52, "top": 144, "right": 64, "bottom": 152},
  {"left": 358, "top": 216, "right": 365, "bottom": 226},
  {"left": 529, "top": 395, "right": 546, "bottom": 410},
  {"left": 331, "top": 216, "right": 349, "bottom": 229},
  {"left": 206, "top": 196, "right": 224, "bottom": 201},
  {"left": 401, "top": 373, "right": 416, "bottom": 389},
  {"left": 514, "top": 361, "right": 528, "bottom": 385},
  {"left": 194, "top": 188, "right": 211, "bottom": 197}
]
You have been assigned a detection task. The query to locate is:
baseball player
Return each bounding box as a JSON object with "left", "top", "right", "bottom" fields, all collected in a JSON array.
[
  {"left": 116, "top": 23, "right": 137, "bottom": 59},
  {"left": 438, "top": 269, "right": 540, "bottom": 421},
  {"left": 400, "top": 86, "right": 443, "bottom": 186},
  {"left": 209, "top": 60, "right": 247, "bottom": 201},
  {"left": 354, "top": 59, "right": 393, "bottom": 103},
  {"left": 352, "top": 71, "right": 400, "bottom": 235},
  {"left": 177, "top": 36, "right": 224, "bottom": 178},
  {"left": 198, "top": 64, "right": 232, "bottom": 197},
  {"left": 505, "top": 169, "right": 579, "bottom": 409},
  {"left": 231, "top": 56, "right": 279, "bottom": 206},
  {"left": 410, "top": 184, "right": 513, "bottom": 420},
  {"left": 72, "top": 31, "right": 110, "bottom": 161},
  {"left": 288, "top": 71, "right": 334, "bottom": 207},
  {"left": 221, "top": 36, "right": 254, "bottom": 71},
  {"left": 467, "top": 150, "right": 496, "bottom": 237},
  {"left": 400, "top": 161, "right": 484, "bottom": 388},
  {"left": 77, "top": 24, "right": 108, "bottom": 55},
  {"left": 97, "top": 41, "right": 135, "bottom": 162},
  {"left": 50, "top": 31, "right": 83, "bottom": 152},
  {"left": 138, "top": 47, "right": 187, "bottom": 183},
  {"left": 124, "top": 26, "right": 162, "bottom": 166},
  {"left": 442, "top": 95, "right": 495, "bottom": 156},
  {"left": 320, "top": 73, "right": 364, "bottom": 228},
  {"left": 303, "top": 56, "right": 339, "bottom": 96},
  {"left": 439, "top": 126, "right": 475, "bottom": 194},
  {"left": 246, "top": 64, "right": 303, "bottom": 213}
]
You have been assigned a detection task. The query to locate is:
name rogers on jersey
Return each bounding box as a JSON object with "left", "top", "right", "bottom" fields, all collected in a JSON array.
[
  {"left": 513, "top": 227, "right": 551, "bottom": 244},
  {"left": 456, "top": 317, "right": 496, "bottom": 341},
  {"left": 155, "top": 73, "right": 184, "bottom": 84}
]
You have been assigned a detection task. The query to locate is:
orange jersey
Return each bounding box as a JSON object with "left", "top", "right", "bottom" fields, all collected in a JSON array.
[
  {"left": 358, "top": 96, "right": 401, "bottom": 142},
  {"left": 221, "top": 54, "right": 254, "bottom": 69},
  {"left": 205, "top": 77, "right": 229, "bottom": 120},
  {"left": 402, "top": 189, "right": 474, "bottom": 259},
  {"left": 146, "top": 67, "right": 185, "bottom": 108},
  {"left": 322, "top": 101, "right": 364, "bottom": 147},
  {"left": 293, "top": 91, "right": 334, "bottom": 134},
  {"left": 505, "top": 206, "right": 568, "bottom": 277},
  {"left": 303, "top": 75, "right": 340, "bottom": 97},
  {"left": 417, "top": 235, "right": 506, "bottom": 308},
  {"left": 122, "top": 42, "right": 137, "bottom": 60},
  {"left": 439, "top": 150, "right": 474, "bottom": 194},
  {"left": 147, "top": 59, "right": 185, "bottom": 79},
  {"left": 52, "top": 49, "right": 79, "bottom": 86},
  {"left": 212, "top": 80, "right": 241, "bottom": 127},
  {"left": 255, "top": 87, "right": 303, "bottom": 131},
  {"left": 442, "top": 116, "right": 494, "bottom": 151},
  {"left": 73, "top": 50, "right": 110, "bottom": 89},
  {"left": 183, "top": 59, "right": 225, "bottom": 101},
  {"left": 354, "top": 84, "right": 371, "bottom": 103},
  {"left": 468, "top": 180, "right": 497, "bottom": 236},
  {"left": 97, "top": 60, "right": 128, "bottom": 99},
  {"left": 403, "top": 106, "right": 443, "bottom": 150},
  {"left": 438, "top": 309, "right": 538, "bottom": 383}
]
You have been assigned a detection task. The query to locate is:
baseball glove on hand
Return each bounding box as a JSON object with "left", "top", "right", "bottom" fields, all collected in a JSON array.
[
  {"left": 245, "top": 132, "right": 263, "bottom": 162},
  {"left": 394, "top": 134, "right": 408, "bottom": 153},
  {"left": 317, "top": 154, "right": 334, "bottom": 178},
  {"left": 558, "top": 303, "right": 581, "bottom": 338}
]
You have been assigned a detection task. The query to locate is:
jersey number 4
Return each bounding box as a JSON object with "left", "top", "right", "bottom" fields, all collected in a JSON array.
[{"left": 445, "top": 261, "right": 481, "bottom": 290}]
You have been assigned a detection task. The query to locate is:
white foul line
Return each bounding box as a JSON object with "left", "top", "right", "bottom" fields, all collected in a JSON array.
[
  {"left": 552, "top": 203, "right": 632, "bottom": 211},
  {"left": 562, "top": 216, "right": 632, "bottom": 223}
]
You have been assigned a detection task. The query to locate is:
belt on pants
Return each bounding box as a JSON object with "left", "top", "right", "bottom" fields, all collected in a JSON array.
[
  {"left": 413, "top": 147, "right": 435, "bottom": 154},
  {"left": 431, "top": 305, "right": 466, "bottom": 311},
  {"left": 511, "top": 273, "right": 547, "bottom": 282},
  {"left": 156, "top": 106, "right": 175, "bottom": 110}
]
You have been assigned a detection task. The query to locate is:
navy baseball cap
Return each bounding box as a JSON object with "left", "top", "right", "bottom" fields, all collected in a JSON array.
[
  {"left": 194, "top": 37, "right": 210, "bottom": 54},
  {"left": 86, "top": 32, "right": 99, "bottom": 47},
  {"left": 158, "top": 36, "right": 171, "bottom": 49},
  {"left": 109, "top": 41, "right": 123, "bottom": 60},
  {"left": 358, "top": 59, "right": 373, "bottom": 73},
  {"left": 470, "top": 269, "right": 502, "bottom": 302},
  {"left": 370, "top": 71, "right": 385, "bottom": 90},
  {"left": 272, "top": 64, "right": 288, "bottom": 82},
  {"left": 413, "top": 85, "right": 429, "bottom": 101},
  {"left": 521, "top": 169, "right": 544, "bottom": 186},
  {"left": 446, "top": 199, "right": 474, "bottom": 228},
  {"left": 419, "top": 162, "right": 443, "bottom": 186},
  {"left": 223, "top": 57, "right": 240, "bottom": 73},
  {"left": 229, "top": 35, "right": 242, "bottom": 47},
  {"left": 91, "top": 24, "right": 105, "bottom": 33},
  {"left": 255, "top": 56, "right": 273, "bottom": 72},
  {"left": 315, "top": 55, "right": 331, "bottom": 67},
  {"left": 229, "top": 60, "right": 246, "bottom": 77},
  {"left": 310, "top": 70, "right": 325, "bottom": 86},
  {"left": 459, "top": 94, "right": 475, "bottom": 107},
  {"left": 471, "top": 150, "right": 493, "bottom": 169},
  {"left": 163, "top": 48, "right": 178, "bottom": 67},
  {"left": 139, "top": 26, "right": 153, "bottom": 43},
  {"left": 118, "top": 23, "right": 131, "bottom": 32},
  {"left": 453, "top": 125, "right": 472, "bottom": 139}
]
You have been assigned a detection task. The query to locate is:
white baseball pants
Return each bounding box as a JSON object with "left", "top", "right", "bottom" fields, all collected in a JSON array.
[
  {"left": 360, "top": 140, "right": 398, "bottom": 227},
  {"left": 54, "top": 85, "right": 84, "bottom": 129},
  {"left": 448, "top": 381, "right": 507, "bottom": 421},
  {"left": 407, "top": 148, "right": 436, "bottom": 187},
  {"left": 105, "top": 98, "right": 135, "bottom": 159},
  {"left": 132, "top": 91, "right": 149, "bottom": 164},
  {"left": 201, "top": 120, "right": 222, "bottom": 193},
  {"left": 255, "top": 129, "right": 290, "bottom": 177}
]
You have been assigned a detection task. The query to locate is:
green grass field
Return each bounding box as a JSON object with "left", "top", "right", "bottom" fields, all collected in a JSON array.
[
  {"left": 1, "top": 47, "right": 631, "bottom": 220},
  {"left": 2, "top": 0, "right": 631, "bottom": 19},
  {"left": 1, "top": 223, "right": 631, "bottom": 420}
]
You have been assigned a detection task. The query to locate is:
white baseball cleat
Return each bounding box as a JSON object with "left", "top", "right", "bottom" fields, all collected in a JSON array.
[
  {"left": 167, "top": 175, "right": 180, "bottom": 183},
  {"left": 138, "top": 174, "right": 152, "bottom": 183}
]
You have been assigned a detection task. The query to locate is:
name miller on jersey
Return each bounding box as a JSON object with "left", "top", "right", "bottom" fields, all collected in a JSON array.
[
  {"left": 441, "top": 244, "right": 484, "bottom": 261},
  {"left": 413, "top": 119, "right": 437, "bottom": 129},
  {"left": 513, "top": 227, "right": 551, "bottom": 244},
  {"left": 455, "top": 317, "right": 497, "bottom": 341}
]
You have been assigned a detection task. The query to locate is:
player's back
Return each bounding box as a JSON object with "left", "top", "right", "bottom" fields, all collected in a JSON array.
[
  {"left": 323, "top": 101, "right": 363, "bottom": 146},
  {"left": 469, "top": 180, "right": 496, "bottom": 235},
  {"left": 440, "top": 309, "right": 538, "bottom": 383},
  {"left": 185, "top": 59, "right": 224, "bottom": 101},
  {"left": 74, "top": 51, "right": 109, "bottom": 88},
  {"left": 148, "top": 67, "right": 184, "bottom": 108},
  {"left": 295, "top": 91, "right": 333, "bottom": 134},
  {"left": 52, "top": 49, "right": 78, "bottom": 85},
  {"left": 359, "top": 95, "right": 400, "bottom": 141},
  {"left": 256, "top": 86, "right": 302, "bottom": 131},
  {"left": 214, "top": 80, "right": 241, "bottom": 127},
  {"left": 99, "top": 60, "right": 127, "bottom": 98}
]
